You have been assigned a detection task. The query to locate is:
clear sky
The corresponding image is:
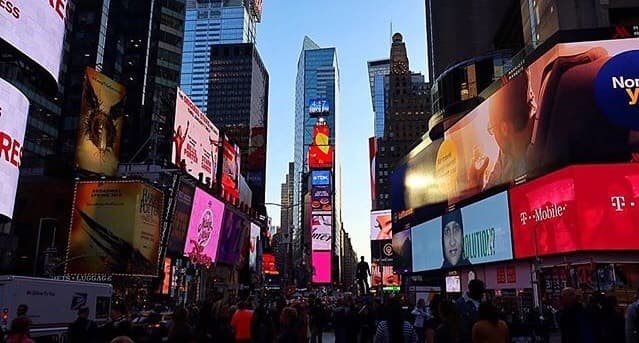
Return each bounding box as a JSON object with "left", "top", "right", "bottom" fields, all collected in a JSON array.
[{"left": 257, "top": 0, "right": 428, "bottom": 262}]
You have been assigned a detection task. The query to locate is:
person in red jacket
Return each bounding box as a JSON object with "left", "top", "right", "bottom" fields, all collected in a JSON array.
[{"left": 231, "top": 301, "right": 254, "bottom": 343}]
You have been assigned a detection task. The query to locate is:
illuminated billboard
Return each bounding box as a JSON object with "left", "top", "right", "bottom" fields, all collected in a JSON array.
[
  {"left": 312, "top": 251, "right": 331, "bottom": 284},
  {"left": 311, "top": 211, "right": 332, "bottom": 251},
  {"left": 66, "top": 181, "right": 164, "bottom": 276},
  {"left": 309, "top": 98, "right": 330, "bottom": 117},
  {"left": 172, "top": 88, "right": 220, "bottom": 185},
  {"left": 184, "top": 187, "right": 225, "bottom": 266},
  {"left": 311, "top": 170, "right": 331, "bottom": 186},
  {"left": 411, "top": 192, "right": 513, "bottom": 272},
  {"left": 311, "top": 186, "right": 332, "bottom": 212},
  {"left": 263, "top": 253, "right": 278, "bottom": 275},
  {"left": 221, "top": 136, "right": 240, "bottom": 203},
  {"left": 0, "top": 78, "right": 28, "bottom": 220},
  {"left": 249, "top": 223, "right": 260, "bottom": 271},
  {"left": 510, "top": 163, "right": 639, "bottom": 258},
  {"left": 308, "top": 119, "right": 334, "bottom": 169},
  {"left": 0, "top": 0, "right": 66, "bottom": 82},
  {"left": 392, "top": 38, "right": 639, "bottom": 226},
  {"left": 371, "top": 240, "right": 399, "bottom": 287},
  {"left": 167, "top": 181, "right": 195, "bottom": 254},
  {"left": 217, "top": 207, "right": 249, "bottom": 265},
  {"left": 369, "top": 137, "right": 377, "bottom": 202},
  {"left": 370, "top": 210, "right": 392, "bottom": 240},
  {"left": 75, "top": 68, "right": 126, "bottom": 176}
]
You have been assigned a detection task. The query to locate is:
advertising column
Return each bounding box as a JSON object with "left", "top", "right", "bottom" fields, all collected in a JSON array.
[{"left": 0, "top": 78, "right": 29, "bottom": 220}]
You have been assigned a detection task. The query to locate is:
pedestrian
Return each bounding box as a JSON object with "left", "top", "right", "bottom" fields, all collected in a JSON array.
[
  {"left": 373, "top": 298, "right": 418, "bottom": 343},
  {"left": 167, "top": 306, "right": 195, "bottom": 343},
  {"left": 600, "top": 295, "right": 624, "bottom": 343},
  {"left": 231, "top": 301, "right": 254, "bottom": 343},
  {"left": 411, "top": 299, "right": 428, "bottom": 343},
  {"left": 558, "top": 287, "right": 593, "bottom": 343},
  {"left": 456, "top": 279, "right": 485, "bottom": 342},
  {"left": 68, "top": 306, "right": 98, "bottom": 343},
  {"left": 424, "top": 295, "right": 442, "bottom": 343},
  {"left": 251, "top": 303, "right": 275, "bottom": 343},
  {"left": 358, "top": 299, "right": 377, "bottom": 343},
  {"left": 276, "top": 307, "right": 300, "bottom": 343},
  {"left": 110, "top": 337, "right": 134, "bottom": 343},
  {"left": 357, "top": 256, "right": 372, "bottom": 295},
  {"left": 5, "top": 316, "right": 34, "bottom": 343},
  {"left": 627, "top": 288, "right": 639, "bottom": 343},
  {"left": 471, "top": 302, "right": 509, "bottom": 343},
  {"left": 309, "top": 298, "right": 327, "bottom": 343},
  {"left": 434, "top": 299, "right": 460, "bottom": 343},
  {"left": 101, "top": 303, "right": 131, "bottom": 341}
]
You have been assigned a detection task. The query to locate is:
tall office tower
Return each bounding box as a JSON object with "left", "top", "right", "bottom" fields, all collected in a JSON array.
[
  {"left": 293, "top": 36, "right": 341, "bottom": 284},
  {"left": 180, "top": 0, "right": 262, "bottom": 112},
  {"left": 373, "top": 34, "right": 431, "bottom": 211},
  {"left": 367, "top": 60, "right": 390, "bottom": 139},
  {"left": 280, "top": 162, "right": 295, "bottom": 241},
  {"left": 208, "top": 43, "right": 268, "bottom": 213}
]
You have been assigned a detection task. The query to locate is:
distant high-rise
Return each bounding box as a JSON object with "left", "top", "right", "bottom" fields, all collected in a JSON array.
[
  {"left": 180, "top": 0, "right": 261, "bottom": 112},
  {"left": 367, "top": 60, "right": 390, "bottom": 139},
  {"left": 208, "top": 43, "right": 268, "bottom": 213}
]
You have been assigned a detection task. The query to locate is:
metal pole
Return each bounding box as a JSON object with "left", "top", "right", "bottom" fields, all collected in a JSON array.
[{"left": 33, "top": 218, "right": 44, "bottom": 276}]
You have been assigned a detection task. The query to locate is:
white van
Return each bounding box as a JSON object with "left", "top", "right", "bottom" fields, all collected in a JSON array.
[{"left": 0, "top": 275, "right": 112, "bottom": 342}]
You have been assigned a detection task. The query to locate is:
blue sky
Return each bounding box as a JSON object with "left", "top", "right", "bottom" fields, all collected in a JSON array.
[{"left": 257, "top": 0, "right": 428, "bottom": 261}]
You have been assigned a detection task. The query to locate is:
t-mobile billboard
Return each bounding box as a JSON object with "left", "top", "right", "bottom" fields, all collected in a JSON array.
[
  {"left": 0, "top": 0, "right": 66, "bottom": 82},
  {"left": 0, "top": 78, "right": 28, "bottom": 220}
]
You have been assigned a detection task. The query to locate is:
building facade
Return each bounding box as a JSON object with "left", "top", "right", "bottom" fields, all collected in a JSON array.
[
  {"left": 180, "top": 0, "right": 260, "bottom": 112},
  {"left": 208, "top": 43, "right": 268, "bottom": 213},
  {"left": 367, "top": 59, "right": 390, "bottom": 139}
]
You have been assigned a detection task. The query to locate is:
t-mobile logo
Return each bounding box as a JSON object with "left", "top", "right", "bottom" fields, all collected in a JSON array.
[{"left": 611, "top": 196, "right": 626, "bottom": 212}]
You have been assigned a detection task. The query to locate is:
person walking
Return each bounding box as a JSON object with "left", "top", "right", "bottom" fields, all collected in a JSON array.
[
  {"left": 600, "top": 295, "right": 624, "bottom": 343},
  {"left": 276, "top": 307, "right": 300, "bottom": 343},
  {"left": 471, "top": 303, "right": 509, "bottom": 343},
  {"left": 626, "top": 288, "right": 639, "bottom": 343},
  {"left": 424, "top": 295, "right": 442, "bottom": 343},
  {"left": 357, "top": 256, "right": 372, "bottom": 295},
  {"left": 251, "top": 303, "right": 275, "bottom": 343},
  {"left": 167, "top": 306, "right": 195, "bottom": 343},
  {"left": 5, "top": 316, "right": 34, "bottom": 343},
  {"left": 558, "top": 287, "right": 593, "bottom": 343},
  {"left": 373, "top": 298, "right": 418, "bottom": 343},
  {"left": 434, "top": 300, "right": 461, "bottom": 343},
  {"left": 101, "top": 303, "right": 131, "bottom": 341},
  {"left": 411, "top": 299, "right": 428, "bottom": 343},
  {"left": 456, "top": 279, "right": 485, "bottom": 342},
  {"left": 230, "top": 301, "right": 254, "bottom": 343},
  {"left": 309, "top": 297, "right": 327, "bottom": 343},
  {"left": 68, "top": 306, "right": 98, "bottom": 343}
]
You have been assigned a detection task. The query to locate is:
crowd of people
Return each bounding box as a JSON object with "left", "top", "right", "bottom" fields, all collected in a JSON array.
[{"left": 4, "top": 279, "right": 639, "bottom": 343}]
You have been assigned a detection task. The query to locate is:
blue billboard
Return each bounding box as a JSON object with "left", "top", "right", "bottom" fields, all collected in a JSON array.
[
  {"left": 411, "top": 191, "right": 513, "bottom": 272},
  {"left": 311, "top": 170, "right": 331, "bottom": 186},
  {"left": 309, "top": 98, "right": 330, "bottom": 117}
]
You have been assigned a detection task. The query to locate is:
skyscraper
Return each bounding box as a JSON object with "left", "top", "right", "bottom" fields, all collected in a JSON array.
[
  {"left": 293, "top": 36, "right": 341, "bottom": 283},
  {"left": 180, "top": 0, "right": 261, "bottom": 112},
  {"left": 208, "top": 43, "right": 268, "bottom": 214},
  {"left": 367, "top": 59, "right": 390, "bottom": 139}
]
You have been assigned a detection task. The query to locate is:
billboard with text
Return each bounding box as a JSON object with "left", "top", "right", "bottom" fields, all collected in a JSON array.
[
  {"left": 183, "top": 188, "right": 225, "bottom": 266},
  {"left": 371, "top": 240, "right": 399, "bottom": 287},
  {"left": 309, "top": 98, "right": 330, "bottom": 117},
  {"left": 311, "top": 211, "right": 332, "bottom": 251}
]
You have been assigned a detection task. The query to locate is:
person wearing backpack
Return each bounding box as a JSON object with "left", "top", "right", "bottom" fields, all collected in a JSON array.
[{"left": 68, "top": 306, "right": 98, "bottom": 343}]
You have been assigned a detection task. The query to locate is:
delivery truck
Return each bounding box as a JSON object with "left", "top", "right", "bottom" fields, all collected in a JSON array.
[{"left": 0, "top": 275, "right": 112, "bottom": 342}]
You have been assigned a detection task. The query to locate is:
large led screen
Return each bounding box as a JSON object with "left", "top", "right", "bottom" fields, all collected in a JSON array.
[
  {"left": 371, "top": 240, "right": 399, "bottom": 287},
  {"left": 221, "top": 137, "right": 240, "bottom": 203},
  {"left": 308, "top": 120, "right": 334, "bottom": 169},
  {"left": 411, "top": 192, "right": 513, "bottom": 272},
  {"left": 392, "top": 229, "right": 412, "bottom": 274},
  {"left": 217, "top": 207, "right": 249, "bottom": 265},
  {"left": 312, "top": 251, "right": 331, "bottom": 284},
  {"left": 183, "top": 187, "right": 225, "bottom": 266},
  {"left": 370, "top": 210, "right": 392, "bottom": 240},
  {"left": 311, "top": 170, "right": 331, "bottom": 186},
  {"left": 172, "top": 88, "right": 220, "bottom": 185},
  {"left": 0, "top": 78, "right": 28, "bottom": 220},
  {"left": 311, "top": 211, "right": 332, "bottom": 251},
  {"left": 309, "top": 98, "right": 330, "bottom": 117},
  {"left": 66, "top": 181, "right": 164, "bottom": 276},
  {"left": 167, "top": 182, "right": 195, "bottom": 254},
  {"left": 0, "top": 0, "right": 66, "bottom": 82},
  {"left": 311, "top": 186, "right": 332, "bottom": 212},
  {"left": 392, "top": 37, "right": 639, "bottom": 225},
  {"left": 262, "top": 253, "right": 278, "bottom": 275},
  {"left": 249, "top": 223, "right": 260, "bottom": 271},
  {"left": 510, "top": 163, "right": 639, "bottom": 258},
  {"left": 75, "top": 68, "right": 126, "bottom": 176}
]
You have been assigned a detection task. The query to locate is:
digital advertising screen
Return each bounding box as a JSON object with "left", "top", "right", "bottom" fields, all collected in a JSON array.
[
  {"left": 161, "top": 257, "right": 172, "bottom": 295},
  {"left": 510, "top": 163, "right": 639, "bottom": 258},
  {"left": 262, "top": 253, "right": 278, "bottom": 275},
  {"left": 369, "top": 137, "right": 377, "bottom": 202},
  {"left": 445, "top": 275, "right": 461, "bottom": 293},
  {"left": 311, "top": 211, "right": 332, "bottom": 251},
  {"left": 167, "top": 181, "right": 195, "bottom": 254},
  {"left": 371, "top": 240, "right": 399, "bottom": 287},
  {"left": 392, "top": 228, "right": 412, "bottom": 274},
  {"left": 217, "top": 207, "right": 249, "bottom": 265},
  {"left": 308, "top": 120, "right": 334, "bottom": 169},
  {"left": 411, "top": 191, "right": 513, "bottom": 272},
  {"left": 0, "top": 0, "right": 66, "bottom": 82},
  {"left": 221, "top": 136, "right": 240, "bottom": 202},
  {"left": 311, "top": 186, "right": 332, "bottom": 212},
  {"left": 312, "top": 251, "right": 331, "bottom": 284},
  {"left": 311, "top": 170, "right": 331, "bottom": 186},
  {"left": 391, "top": 37, "right": 639, "bottom": 227},
  {"left": 66, "top": 181, "right": 164, "bottom": 276},
  {"left": 75, "top": 67, "right": 126, "bottom": 176},
  {"left": 370, "top": 210, "right": 392, "bottom": 240},
  {"left": 249, "top": 223, "right": 260, "bottom": 271},
  {"left": 309, "top": 98, "right": 330, "bottom": 117},
  {"left": 183, "top": 187, "right": 225, "bottom": 266},
  {"left": 0, "top": 78, "right": 28, "bottom": 220},
  {"left": 172, "top": 88, "right": 220, "bottom": 185}
]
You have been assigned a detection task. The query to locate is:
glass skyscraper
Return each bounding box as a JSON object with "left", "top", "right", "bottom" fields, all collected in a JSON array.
[
  {"left": 293, "top": 36, "right": 341, "bottom": 280},
  {"left": 180, "top": 0, "right": 258, "bottom": 112},
  {"left": 367, "top": 59, "right": 390, "bottom": 138}
]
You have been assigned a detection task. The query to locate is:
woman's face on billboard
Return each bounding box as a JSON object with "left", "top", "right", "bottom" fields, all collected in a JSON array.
[{"left": 443, "top": 220, "right": 463, "bottom": 265}]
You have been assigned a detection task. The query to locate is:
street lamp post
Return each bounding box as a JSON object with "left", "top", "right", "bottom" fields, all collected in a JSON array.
[{"left": 34, "top": 217, "right": 57, "bottom": 276}]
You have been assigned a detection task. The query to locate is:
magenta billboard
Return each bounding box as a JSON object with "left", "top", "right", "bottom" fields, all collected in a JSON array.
[
  {"left": 312, "top": 251, "right": 331, "bottom": 284},
  {"left": 183, "top": 187, "right": 225, "bottom": 266}
]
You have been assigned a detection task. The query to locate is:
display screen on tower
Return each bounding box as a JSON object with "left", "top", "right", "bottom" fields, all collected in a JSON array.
[
  {"left": 183, "top": 187, "right": 225, "bottom": 266},
  {"left": 308, "top": 120, "right": 334, "bottom": 169}
]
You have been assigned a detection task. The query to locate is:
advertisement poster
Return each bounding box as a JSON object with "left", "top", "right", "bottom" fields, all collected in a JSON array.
[
  {"left": 510, "top": 163, "right": 639, "bottom": 258},
  {"left": 311, "top": 170, "right": 331, "bottom": 186},
  {"left": 0, "top": 78, "right": 28, "bottom": 220},
  {"left": 249, "top": 223, "right": 260, "bottom": 271},
  {"left": 66, "top": 181, "right": 164, "bottom": 276},
  {"left": 172, "top": 88, "right": 219, "bottom": 185},
  {"left": 161, "top": 257, "right": 172, "bottom": 295},
  {"left": 311, "top": 186, "right": 332, "bottom": 212},
  {"left": 308, "top": 119, "right": 334, "bottom": 169},
  {"left": 369, "top": 137, "right": 377, "bottom": 202},
  {"left": 217, "top": 207, "right": 249, "bottom": 265},
  {"left": 262, "top": 253, "right": 278, "bottom": 274},
  {"left": 392, "top": 229, "right": 412, "bottom": 274},
  {"left": 411, "top": 191, "right": 513, "bottom": 272},
  {"left": 370, "top": 210, "right": 392, "bottom": 240},
  {"left": 311, "top": 211, "right": 332, "bottom": 251},
  {"left": 0, "top": 0, "right": 66, "bottom": 82},
  {"left": 309, "top": 98, "right": 330, "bottom": 117},
  {"left": 392, "top": 38, "right": 639, "bottom": 226},
  {"left": 312, "top": 251, "right": 331, "bottom": 283},
  {"left": 221, "top": 137, "right": 240, "bottom": 202},
  {"left": 183, "top": 187, "right": 225, "bottom": 266},
  {"left": 75, "top": 67, "right": 126, "bottom": 176},
  {"left": 167, "top": 182, "right": 195, "bottom": 254},
  {"left": 371, "top": 240, "right": 399, "bottom": 287}
]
